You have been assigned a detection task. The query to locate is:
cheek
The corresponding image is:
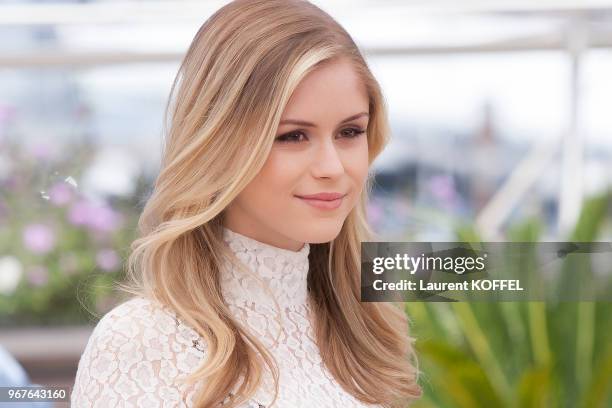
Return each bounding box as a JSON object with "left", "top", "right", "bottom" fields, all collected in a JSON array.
[
  {"left": 343, "top": 139, "right": 370, "bottom": 186},
  {"left": 240, "top": 153, "right": 301, "bottom": 209}
]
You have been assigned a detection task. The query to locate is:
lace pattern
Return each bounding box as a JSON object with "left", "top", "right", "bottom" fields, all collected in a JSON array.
[{"left": 71, "top": 227, "right": 383, "bottom": 407}]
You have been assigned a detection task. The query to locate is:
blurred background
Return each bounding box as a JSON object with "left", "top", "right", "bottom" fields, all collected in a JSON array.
[{"left": 0, "top": 0, "right": 611, "bottom": 407}]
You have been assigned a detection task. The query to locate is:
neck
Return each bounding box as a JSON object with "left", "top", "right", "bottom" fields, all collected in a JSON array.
[{"left": 220, "top": 226, "right": 311, "bottom": 310}]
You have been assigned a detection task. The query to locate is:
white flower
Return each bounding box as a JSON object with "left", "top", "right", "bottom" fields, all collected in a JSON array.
[{"left": 0, "top": 255, "right": 23, "bottom": 295}]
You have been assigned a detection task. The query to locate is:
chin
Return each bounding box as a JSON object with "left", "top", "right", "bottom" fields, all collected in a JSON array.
[{"left": 298, "top": 222, "right": 344, "bottom": 244}]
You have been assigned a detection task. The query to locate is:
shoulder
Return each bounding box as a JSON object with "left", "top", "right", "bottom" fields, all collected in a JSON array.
[
  {"left": 87, "top": 296, "right": 206, "bottom": 361},
  {"left": 91, "top": 296, "right": 183, "bottom": 340},
  {"left": 71, "top": 296, "right": 206, "bottom": 407}
]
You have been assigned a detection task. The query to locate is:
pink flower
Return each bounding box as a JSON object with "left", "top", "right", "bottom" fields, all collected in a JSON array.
[
  {"left": 49, "top": 182, "right": 73, "bottom": 206},
  {"left": 2, "top": 175, "right": 21, "bottom": 192},
  {"left": 68, "top": 199, "right": 123, "bottom": 233},
  {"left": 27, "top": 265, "right": 49, "bottom": 287},
  {"left": 22, "top": 223, "right": 56, "bottom": 254},
  {"left": 96, "top": 248, "right": 120, "bottom": 272},
  {"left": 89, "top": 205, "right": 123, "bottom": 233},
  {"left": 0, "top": 104, "right": 17, "bottom": 125},
  {"left": 67, "top": 199, "right": 89, "bottom": 226},
  {"left": 27, "top": 140, "right": 57, "bottom": 162},
  {"left": 429, "top": 174, "right": 457, "bottom": 204}
]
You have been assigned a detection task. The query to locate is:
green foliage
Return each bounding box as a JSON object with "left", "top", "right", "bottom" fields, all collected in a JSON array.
[
  {"left": 405, "top": 190, "right": 612, "bottom": 408},
  {"left": 0, "top": 141, "right": 145, "bottom": 326}
]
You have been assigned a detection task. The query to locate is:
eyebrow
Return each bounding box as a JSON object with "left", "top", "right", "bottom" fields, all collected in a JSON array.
[{"left": 279, "top": 112, "right": 369, "bottom": 127}]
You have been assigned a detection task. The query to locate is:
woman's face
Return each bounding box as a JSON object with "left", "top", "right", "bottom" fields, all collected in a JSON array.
[{"left": 224, "top": 57, "right": 370, "bottom": 251}]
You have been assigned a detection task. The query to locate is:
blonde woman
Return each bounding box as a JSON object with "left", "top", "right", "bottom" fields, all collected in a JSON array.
[{"left": 71, "top": 0, "right": 421, "bottom": 407}]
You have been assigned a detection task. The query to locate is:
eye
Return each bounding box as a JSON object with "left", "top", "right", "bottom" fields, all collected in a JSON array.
[
  {"left": 340, "top": 127, "right": 366, "bottom": 138},
  {"left": 274, "top": 127, "right": 366, "bottom": 144},
  {"left": 275, "top": 131, "right": 308, "bottom": 144}
]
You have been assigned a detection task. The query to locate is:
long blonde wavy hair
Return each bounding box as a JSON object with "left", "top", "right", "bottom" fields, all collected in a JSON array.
[{"left": 117, "top": 0, "right": 421, "bottom": 406}]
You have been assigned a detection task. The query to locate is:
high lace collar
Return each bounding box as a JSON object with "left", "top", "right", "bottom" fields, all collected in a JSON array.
[{"left": 220, "top": 226, "right": 311, "bottom": 309}]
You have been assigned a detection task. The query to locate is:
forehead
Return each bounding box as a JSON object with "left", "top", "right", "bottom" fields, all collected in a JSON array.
[{"left": 281, "top": 58, "right": 369, "bottom": 120}]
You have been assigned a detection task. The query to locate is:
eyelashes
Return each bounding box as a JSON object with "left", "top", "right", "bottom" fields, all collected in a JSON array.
[{"left": 275, "top": 128, "right": 366, "bottom": 144}]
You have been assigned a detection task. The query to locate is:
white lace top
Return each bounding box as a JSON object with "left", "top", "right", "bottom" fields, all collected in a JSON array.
[{"left": 71, "top": 226, "right": 383, "bottom": 407}]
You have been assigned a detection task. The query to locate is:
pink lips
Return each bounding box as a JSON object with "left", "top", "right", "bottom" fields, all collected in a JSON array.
[{"left": 295, "top": 192, "right": 347, "bottom": 210}]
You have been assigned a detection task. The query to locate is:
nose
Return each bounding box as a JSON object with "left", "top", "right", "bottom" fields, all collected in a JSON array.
[{"left": 311, "top": 136, "right": 344, "bottom": 178}]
